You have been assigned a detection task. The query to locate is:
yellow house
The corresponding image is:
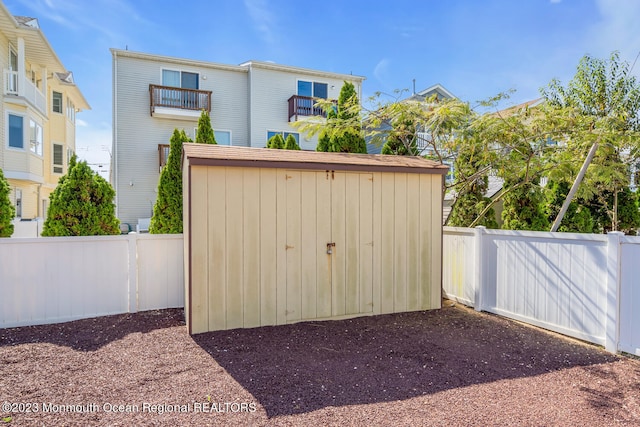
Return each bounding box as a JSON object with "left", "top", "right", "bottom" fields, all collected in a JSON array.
[{"left": 0, "top": 4, "right": 89, "bottom": 221}]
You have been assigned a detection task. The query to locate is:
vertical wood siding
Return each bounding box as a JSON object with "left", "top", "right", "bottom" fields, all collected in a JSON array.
[{"left": 186, "top": 166, "right": 442, "bottom": 334}]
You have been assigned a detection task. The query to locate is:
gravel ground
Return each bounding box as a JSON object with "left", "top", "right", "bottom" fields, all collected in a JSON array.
[{"left": 1, "top": 303, "right": 639, "bottom": 426}]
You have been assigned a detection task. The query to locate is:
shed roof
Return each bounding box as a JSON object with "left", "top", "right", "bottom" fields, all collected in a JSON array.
[{"left": 183, "top": 144, "right": 448, "bottom": 174}]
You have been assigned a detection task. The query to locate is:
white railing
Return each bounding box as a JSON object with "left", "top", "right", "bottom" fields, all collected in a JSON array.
[
  {"left": 443, "top": 226, "right": 639, "bottom": 355},
  {"left": 0, "top": 233, "right": 184, "bottom": 328},
  {"left": 3, "top": 69, "right": 47, "bottom": 116}
]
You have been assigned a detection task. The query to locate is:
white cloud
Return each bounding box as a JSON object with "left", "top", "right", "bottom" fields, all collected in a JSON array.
[
  {"left": 590, "top": 0, "right": 640, "bottom": 65},
  {"left": 76, "top": 118, "right": 88, "bottom": 127},
  {"left": 373, "top": 58, "right": 390, "bottom": 86},
  {"left": 244, "top": 0, "right": 278, "bottom": 44},
  {"left": 12, "top": 0, "right": 151, "bottom": 47}
]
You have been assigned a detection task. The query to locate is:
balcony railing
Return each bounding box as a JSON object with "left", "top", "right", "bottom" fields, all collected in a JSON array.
[
  {"left": 149, "top": 84, "right": 212, "bottom": 116},
  {"left": 4, "top": 69, "right": 47, "bottom": 116},
  {"left": 288, "top": 95, "right": 336, "bottom": 122}
]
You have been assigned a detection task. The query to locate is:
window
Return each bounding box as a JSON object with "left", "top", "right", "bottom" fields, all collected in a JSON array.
[
  {"left": 214, "top": 130, "right": 231, "bottom": 146},
  {"left": 444, "top": 160, "right": 455, "bottom": 184},
  {"left": 8, "top": 114, "right": 23, "bottom": 149},
  {"left": 7, "top": 49, "right": 17, "bottom": 92},
  {"left": 162, "top": 69, "right": 199, "bottom": 89},
  {"left": 267, "top": 131, "right": 299, "bottom": 145},
  {"left": 297, "top": 80, "right": 328, "bottom": 99},
  {"left": 67, "top": 148, "right": 74, "bottom": 164},
  {"left": 66, "top": 98, "right": 75, "bottom": 123},
  {"left": 193, "top": 127, "right": 231, "bottom": 145},
  {"left": 53, "top": 143, "right": 64, "bottom": 174},
  {"left": 158, "top": 144, "right": 170, "bottom": 171},
  {"left": 29, "top": 119, "right": 42, "bottom": 156},
  {"left": 52, "top": 91, "right": 63, "bottom": 113}
]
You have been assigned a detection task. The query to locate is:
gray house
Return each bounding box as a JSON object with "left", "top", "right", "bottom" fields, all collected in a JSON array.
[{"left": 111, "top": 49, "right": 365, "bottom": 228}]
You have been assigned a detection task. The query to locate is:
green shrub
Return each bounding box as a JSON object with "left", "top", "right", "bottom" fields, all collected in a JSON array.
[
  {"left": 0, "top": 168, "right": 15, "bottom": 237},
  {"left": 150, "top": 129, "right": 191, "bottom": 234},
  {"left": 42, "top": 156, "right": 120, "bottom": 236}
]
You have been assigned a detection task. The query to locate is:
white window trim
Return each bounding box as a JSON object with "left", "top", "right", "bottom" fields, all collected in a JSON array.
[
  {"left": 296, "top": 79, "right": 329, "bottom": 98},
  {"left": 214, "top": 129, "right": 232, "bottom": 146},
  {"left": 29, "top": 118, "right": 43, "bottom": 157},
  {"left": 6, "top": 110, "right": 26, "bottom": 151},
  {"left": 66, "top": 98, "right": 76, "bottom": 123},
  {"left": 192, "top": 127, "right": 232, "bottom": 145},
  {"left": 160, "top": 68, "right": 200, "bottom": 88},
  {"left": 52, "top": 91, "right": 63, "bottom": 114},
  {"left": 266, "top": 130, "right": 300, "bottom": 145},
  {"left": 52, "top": 142, "right": 65, "bottom": 175}
]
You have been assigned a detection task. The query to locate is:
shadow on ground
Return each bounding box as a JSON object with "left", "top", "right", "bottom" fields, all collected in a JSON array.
[
  {"left": 192, "top": 305, "right": 618, "bottom": 417},
  {"left": 0, "top": 309, "right": 184, "bottom": 351}
]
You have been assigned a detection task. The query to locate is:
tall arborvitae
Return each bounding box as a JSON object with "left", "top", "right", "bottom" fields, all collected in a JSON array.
[
  {"left": 195, "top": 110, "right": 217, "bottom": 144},
  {"left": 150, "top": 129, "right": 192, "bottom": 234}
]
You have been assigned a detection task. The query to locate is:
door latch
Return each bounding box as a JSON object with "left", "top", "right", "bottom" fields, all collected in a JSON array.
[{"left": 326, "top": 242, "right": 335, "bottom": 254}]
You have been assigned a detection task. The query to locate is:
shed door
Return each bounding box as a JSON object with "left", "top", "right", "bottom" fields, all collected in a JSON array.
[{"left": 285, "top": 170, "right": 373, "bottom": 322}]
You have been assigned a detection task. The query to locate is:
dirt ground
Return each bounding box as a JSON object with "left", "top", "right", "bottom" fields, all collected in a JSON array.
[{"left": 1, "top": 303, "right": 639, "bottom": 426}]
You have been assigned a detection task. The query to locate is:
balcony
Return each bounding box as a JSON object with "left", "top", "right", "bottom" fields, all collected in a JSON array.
[
  {"left": 4, "top": 69, "right": 47, "bottom": 116},
  {"left": 149, "top": 84, "right": 212, "bottom": 121},
  {"left": 288, "top": 95, "right": 336, "bottom": 122}
]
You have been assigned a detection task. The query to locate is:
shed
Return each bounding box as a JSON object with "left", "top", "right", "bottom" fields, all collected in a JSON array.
[{"left": 182, "top": 144, "right": 448, "bottom": 334}]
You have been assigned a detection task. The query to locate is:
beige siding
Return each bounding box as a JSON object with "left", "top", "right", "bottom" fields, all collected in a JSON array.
[
  {"left": 186, "top": 165, "right": 442, "bottom": 334},
  {"left": 113, "top": 54, "right": 249, "bottom": 226}
]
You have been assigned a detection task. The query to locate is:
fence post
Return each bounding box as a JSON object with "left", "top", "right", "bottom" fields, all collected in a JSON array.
[
  {"left": 474, "top": 226, "right": 486, "bottom": 312},
  {"left": 128, "top": 233, "right": 138, "bottom": 313},
  {"left": 605, "top": 231, "right": 622, "bottom": 353}
]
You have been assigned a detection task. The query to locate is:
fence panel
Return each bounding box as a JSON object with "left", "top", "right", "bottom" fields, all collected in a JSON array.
[
  {"left": 482, "top": 230, "right": 608, "bottom": 345},
  {"left": 0, "top": 236, "right": 130, "bottom": 328},
  {"left": 619, "top": 237, "right": 640, "bottom": 356},
  {"left": 442, "top": 227, "right": 476, "bottom": 306},
  {"left": 0, "top": 234, "right": 185, "bottom": 329},
  {"left": 137, "top": 234, "right": 184, "bottom": 311}
]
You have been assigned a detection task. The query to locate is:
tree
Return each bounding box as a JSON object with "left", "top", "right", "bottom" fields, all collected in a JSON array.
[
  {"left": 0, "top": 168, "right": 15, "bottom": 237},
  {"left": 447, "top": 141, "right": 498, "bottom": 228},
  {"left": 150, "top": 129, "right": 191, "bottom": 234},
  {"left": 501, "top": 182, "right": 549, "bottom": 231},
  {"left": 545, "top": 180, "right": 594, "bottom": 233},
  {"left": 284, "top": 134, "right": 301, "bottom": 150},
  {"left": 42, "top": 156, "right": 120, "bottom": 236},
  {"left": 381, "top": 114, "right": 418, "bottom": 155},
  {"left": 316, "top": 131, "right": 330, "bottom": 152},
  {"left": 541, "top": 51, "right": 640, "bottom": 232},
  {"left": 314, "top": 81, "right": 367, "bottom": 153},
  {"left": 266, "top": 133, "right": 284, "bottom": 149},
  {"left": 195, "top": 110, "right": 216, "bottom": 144}
]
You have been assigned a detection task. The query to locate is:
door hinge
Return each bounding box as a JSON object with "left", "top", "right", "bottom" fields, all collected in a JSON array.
[
  {"left": 285, "top": 244, "right": 295, "bottom": 250},
  {"left": 285, "top": 174, "right": 293, "bottom": 180}
]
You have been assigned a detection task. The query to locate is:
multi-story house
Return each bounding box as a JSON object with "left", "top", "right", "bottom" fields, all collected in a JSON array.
[
  {"left": 111, "top": 49, "right": 365, "bottom": 227},
  {"left": 0, "top": 4, "right": 89, "bottom": 222}
]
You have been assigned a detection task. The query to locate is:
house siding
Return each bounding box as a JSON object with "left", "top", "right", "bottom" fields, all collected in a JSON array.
[
  {"left": 0, "top": 6, "right": 88, "bottom": 224},
  {"left": 113, "top": 50, "right": 365, "bottom": 226},
  {"left": 113, "top": 53, "right": 250, "bottom": 226},
  {"left": 248, "top": 65, "right": 362, "bottom": 151}
]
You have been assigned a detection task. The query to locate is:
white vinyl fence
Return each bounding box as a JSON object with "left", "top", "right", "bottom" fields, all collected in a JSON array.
[
  {"left": 443, "top": 226, "right": 640, "bottom": 355},
  {"left": 0, "top": 234, "right": 184, "bottom": 328}
]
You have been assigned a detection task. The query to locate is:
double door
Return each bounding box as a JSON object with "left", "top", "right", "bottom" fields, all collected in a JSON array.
[{"left": 284, "top": 170, "right": 374, "bottom": 321}]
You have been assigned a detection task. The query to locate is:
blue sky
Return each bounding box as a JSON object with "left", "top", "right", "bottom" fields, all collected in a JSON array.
[{"left": 4, "top": 0, "right": 640, "bottom": 173}]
